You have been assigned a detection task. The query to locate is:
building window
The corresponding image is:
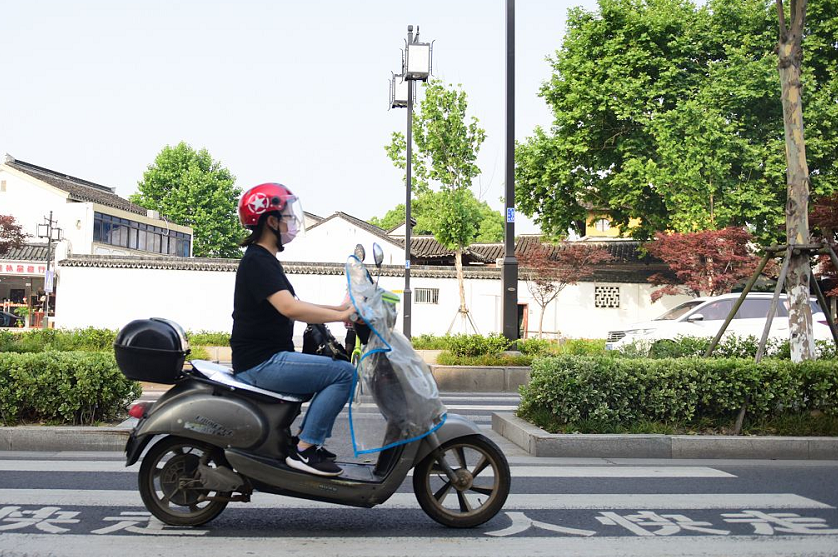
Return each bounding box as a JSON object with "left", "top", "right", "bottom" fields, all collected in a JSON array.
[
  {"left": 92, "top": 211, "right": 191, "bottom": 256},
  {"left": 415, "top": 288, "right": 439, "bottom": 304},
  {"left": 595, "top": 285, "right": 620, "bottom": 308},
  {"left": 595, "top": 218, "right": 611, "bottom": 232}
]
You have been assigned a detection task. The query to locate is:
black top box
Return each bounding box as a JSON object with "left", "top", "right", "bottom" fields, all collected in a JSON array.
[{"left": 114, "top": 318, "right": 189, "bottom": 384}]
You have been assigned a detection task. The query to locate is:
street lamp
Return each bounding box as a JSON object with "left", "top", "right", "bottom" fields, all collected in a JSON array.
[
  {"left": 390, "top": 25, "right": 432, "bottom": 339},
  {"left": 501, "top": 0, "right": 519, "bottom": 342},
  {"left": 37, "top": 211, "right": 62, "bottom": 329}
]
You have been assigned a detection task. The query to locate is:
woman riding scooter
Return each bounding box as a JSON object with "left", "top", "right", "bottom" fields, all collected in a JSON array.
[{"left": 231, "top": 182, "right": 356, "bottom": 477}]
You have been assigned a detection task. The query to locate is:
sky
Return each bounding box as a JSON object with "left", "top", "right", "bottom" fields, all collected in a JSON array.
[{"left": 0, "top": 0, "right": 600, "bottom": 234}]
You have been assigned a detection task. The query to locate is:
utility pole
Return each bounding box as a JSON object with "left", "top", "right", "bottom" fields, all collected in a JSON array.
[
  {"left": 501, "top": 0, "right": 519, "bottom": 342},
  {"left": 37, "top": 211, "right": 62, "bottom": 329},
  {"left": 404, "top": 24, "right": 414, "bottom": 339}
]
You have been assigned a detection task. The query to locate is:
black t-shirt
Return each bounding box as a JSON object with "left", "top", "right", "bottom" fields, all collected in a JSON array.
[{"left": 231, "top": 244, "right": 296, "bottom": 372}]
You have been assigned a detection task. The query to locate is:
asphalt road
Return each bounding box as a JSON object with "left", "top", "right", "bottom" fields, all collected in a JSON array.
[{"left": 1, "top": 393, "right": 837, "bottom": 556}]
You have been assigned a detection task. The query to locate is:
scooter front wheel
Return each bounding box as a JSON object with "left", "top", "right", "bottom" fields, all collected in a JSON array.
[
  {"left": 138, "top": 435, "right": 230, "bottom": 526},
  {"left": 413, "top": 434, "right": 510, "bottom": 528}
]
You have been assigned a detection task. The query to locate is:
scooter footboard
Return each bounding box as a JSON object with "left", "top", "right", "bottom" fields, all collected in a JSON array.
[{"left": 412, "top": 414, "right": 482, "bottom": 466}]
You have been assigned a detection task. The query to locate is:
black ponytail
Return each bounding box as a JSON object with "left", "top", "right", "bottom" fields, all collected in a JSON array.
[{"left": 240, "top": 212, "right": 274, "bottom": 247}]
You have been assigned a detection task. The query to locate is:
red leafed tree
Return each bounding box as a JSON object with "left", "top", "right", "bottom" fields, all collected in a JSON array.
[
  {"left": 810, "top": 192, "right": 838, "bottom": 295},
  {"left": 519, "top": 242, "right": 613, "bottom": 338},
  {"left": 0, "top": 215, "right": 26, "bottom": 256},
  {"left": 645, "top": 227, "right": 762, "bottom": 302}
]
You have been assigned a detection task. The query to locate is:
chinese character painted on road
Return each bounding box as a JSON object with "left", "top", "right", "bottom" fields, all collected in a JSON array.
[
  {"left": 722, "top": 510, "right": 838, "bottom": 535},
  {"left": 91, "top": 511, "right": 208, "bottom": 536},
  {"left": 0, "top": 506, "right": 80, "bottom": 534},
  {"left": 485, "top": 512, "right": 597, "bottom": 537},
  {"left": 596, "top": 511, "right": 730, "bottom": 536}
]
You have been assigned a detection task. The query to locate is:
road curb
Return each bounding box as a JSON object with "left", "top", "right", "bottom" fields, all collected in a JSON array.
[
  {"left": 492, "top": 413, "right": 838, "bottom": 459},
  {"left": 0, "top": 426, "right": 131, "bottom": 452}
]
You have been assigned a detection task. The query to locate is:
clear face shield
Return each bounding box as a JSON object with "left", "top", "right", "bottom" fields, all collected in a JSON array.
[{"left": 278, "top": 196, "right": 306, "bottom": 245}]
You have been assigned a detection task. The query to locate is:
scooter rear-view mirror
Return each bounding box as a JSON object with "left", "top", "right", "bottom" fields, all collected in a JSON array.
[
  {"left": 373, "top": 243, "right": 384, "bottom": 268},
  {"left": 354, "top": 244, "right": 366, "bottom": 261}
]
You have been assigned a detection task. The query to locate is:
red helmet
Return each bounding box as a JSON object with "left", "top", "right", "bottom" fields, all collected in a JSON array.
[{"left": 238, "top": 183, "right": 297, "bottom": 228}]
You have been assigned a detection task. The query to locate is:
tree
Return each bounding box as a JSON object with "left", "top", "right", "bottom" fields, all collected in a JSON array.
[
  {"left": 644, "top": 227, "right": 763, "bottom": 302},
  {"left": 385, "top": 80, "right": 487, "bottom": 331},
  {"left": 515, "top": 0, "right": 838, "bottom": 244},
  {"left": 0, "top": 215, "right": 26, "bottom": 256},
  {"left": 519, "top": 242, "right": 613, "bottom": 338},
  {"left": 776, "top": 0, "right": 814, "bottom": 361},
  {"left": 131, "top": 142, "right": 244, "bottom": 258},
  {"left": 369, "top": 193, "right": 503, "bottom": 242}
]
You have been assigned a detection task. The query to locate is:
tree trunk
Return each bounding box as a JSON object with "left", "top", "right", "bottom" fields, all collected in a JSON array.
[
  {"left": 538, "top": 304, "right": 546, "bottom": 339},
  {"left": 777, "top": 0, "right": 814, "bottom": 362},
  {"left": 455, "top": 247, "right": 467, "bottom": 314}
]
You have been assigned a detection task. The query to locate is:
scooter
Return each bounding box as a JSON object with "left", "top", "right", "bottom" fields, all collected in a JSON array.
[{"left": 115, "top": 243, "right": 511, "bottom": 528}]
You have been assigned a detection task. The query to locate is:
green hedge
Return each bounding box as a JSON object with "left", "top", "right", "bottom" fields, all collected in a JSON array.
[
  {"left": 0, "top": 328, "right": 230, "bottom": 354},
  {"left": 0, "top": 328, "right": 118, "bottom": 353},
  {"left": 641, "top": 335, "right": 838, "bottom": 360},
  {"left": 518, "top": 355, "right": 838, "bottom": 430},
  {"left": 0, "top": 351, "right": 142, "bottom": 425}
]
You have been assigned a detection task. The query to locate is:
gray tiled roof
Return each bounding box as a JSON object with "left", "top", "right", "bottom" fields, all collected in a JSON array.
[
  {"left": 58, "top": 253, "right": 662, "bottom": 283},
  {"left": 0, "top": 243, "right": 49, "bottom": 261},
  {"left": 58, "top": 255, "right": 503, "bottom": 279},
  {"left": 404, "top": 236, "right": 493, "bottom": 264},
  {"left": 6, "top": 159, "right": 148, "bottom": 216}
]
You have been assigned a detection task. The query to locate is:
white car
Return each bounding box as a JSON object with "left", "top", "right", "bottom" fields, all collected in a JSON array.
[{"left": 606, "top": 293, "right": 833, "bottom": 350}]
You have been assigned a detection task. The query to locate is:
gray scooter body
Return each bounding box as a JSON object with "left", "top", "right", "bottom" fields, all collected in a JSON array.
[{"left": 127, "top": 371, "right": 481, "bottom": 508}]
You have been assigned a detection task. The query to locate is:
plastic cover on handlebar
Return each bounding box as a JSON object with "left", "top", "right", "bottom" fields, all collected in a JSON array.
[{"left": 345, "top": 255, "right": 447, "bottom": 456}]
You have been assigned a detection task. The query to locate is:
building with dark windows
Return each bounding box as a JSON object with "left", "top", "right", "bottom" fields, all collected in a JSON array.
[{"left": 0, "top": 154, "right": 193, "bottom": 326}]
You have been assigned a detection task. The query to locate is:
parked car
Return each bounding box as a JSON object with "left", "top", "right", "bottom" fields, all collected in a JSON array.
[
  {"left": 0, "top": 310, "right": 23, "bottom": 327},
  {"left": 606, "top": 293, "right": 832, "bottom": 350}
]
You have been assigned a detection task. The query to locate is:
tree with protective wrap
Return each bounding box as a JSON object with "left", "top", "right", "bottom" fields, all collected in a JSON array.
[{"left": 385, "top": 80, "right": 490, "bottom": 331}]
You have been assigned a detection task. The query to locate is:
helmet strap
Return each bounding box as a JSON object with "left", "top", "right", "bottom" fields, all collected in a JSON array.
[{"left": 269, "top": 219, "right": 285, "bottom": 252}]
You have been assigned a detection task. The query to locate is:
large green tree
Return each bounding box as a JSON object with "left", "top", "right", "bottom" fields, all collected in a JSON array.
[
  {"left": 132, "top": 142, "right": 244, "bottom": 258},
  {"left": 386, "top": 80, "right": 488, "bottom": 330},
  {"left": 516, "top": 0, "right": 838, "bottom": 243}
]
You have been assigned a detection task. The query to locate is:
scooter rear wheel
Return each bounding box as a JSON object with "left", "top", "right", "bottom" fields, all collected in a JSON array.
[
  {"left": 413, "top": 434, "right": 510, "bottom": 528},
  {"left": 138, "top": 436, "right": 230, "bottom": 526}
]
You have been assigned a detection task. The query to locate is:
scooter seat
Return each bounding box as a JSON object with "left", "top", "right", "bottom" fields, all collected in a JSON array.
[{"left": 190, "top": 360, "right": 312, "bottom": 403}]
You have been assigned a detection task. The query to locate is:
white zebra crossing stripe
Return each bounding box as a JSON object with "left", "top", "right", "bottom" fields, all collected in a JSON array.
[
  {"left": 0, "top": 461, "right": 735, "bottom": 477},
  {"left": 0, "top": 490, "right": 830, "bottom": 510},
  {"left": 1, "top": 533, "right": 837, "bottom": 556}
]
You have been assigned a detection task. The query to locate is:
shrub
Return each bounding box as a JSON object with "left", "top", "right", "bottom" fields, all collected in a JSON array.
[
  {"left": 517, "top": 338, "right": 558, "bottom": 356},
  {"left": 446, "top": 334, "right": 512, "bottom": 357},
  {"left": 411, "top": 334, "right": 453, "bottom": 350},
  {"left": 0, "top": 351, "right": 142, "bottom": 425},
  {"left": 186, "top": 330, "right": 230, "bottom": 346},
  {"left": 627, "top": 335, "right": 838, "bottom": 360},
  {"left": 0, "top": 328, "right": 118, "bottom": 353},
  {"left": 558, "top": 338, "right": 607, "bottom": 356},
  {"left": 436, "top": 352, "right": 533, "bottom": 366},
  {"left": 518, "top": 355, "right": 838, "bottom": 432}
]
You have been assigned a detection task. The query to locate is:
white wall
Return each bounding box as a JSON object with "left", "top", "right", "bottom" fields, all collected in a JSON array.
[
  {"left": 280, "top": 218, "right": 403, "bottom": 266},
  {"left": 0, "top": 168, "right": 70, "bottom": 238},
  {"left": 54, "top": 261, "right": 690, "bottom": 339}
]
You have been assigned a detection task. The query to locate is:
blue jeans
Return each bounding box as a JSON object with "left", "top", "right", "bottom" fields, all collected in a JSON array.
[{"left": 236, "top": 351, "right": 355, "bottom": 446}]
